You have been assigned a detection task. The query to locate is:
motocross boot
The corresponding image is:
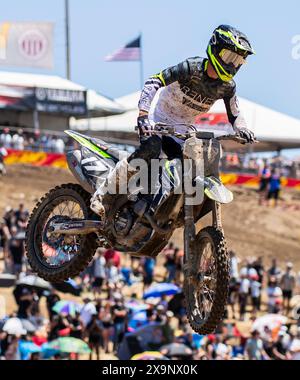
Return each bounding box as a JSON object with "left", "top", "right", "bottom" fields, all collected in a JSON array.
[{"left": 90, "top": 158, "right": 138, "bottom": 219}]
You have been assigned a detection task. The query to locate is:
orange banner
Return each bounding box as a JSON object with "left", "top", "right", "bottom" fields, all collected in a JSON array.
[
  {"left": 4, "top": 149, "right": 300, "bottom": 190},
  {"left": 220, "top": 173, "right": 300, "bottom": 190},
  {"left": 4, "top": 149, "right": 68, "bottom": 169}
]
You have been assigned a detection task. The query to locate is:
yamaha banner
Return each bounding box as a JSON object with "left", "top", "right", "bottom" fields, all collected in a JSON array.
[{"left": 35, "top": 87, "right": 87, "bottom": 116}]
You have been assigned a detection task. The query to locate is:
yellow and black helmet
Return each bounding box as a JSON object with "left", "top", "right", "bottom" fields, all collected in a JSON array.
[{"left": 207, "top": 25, "right": 255, "bottom": 82}]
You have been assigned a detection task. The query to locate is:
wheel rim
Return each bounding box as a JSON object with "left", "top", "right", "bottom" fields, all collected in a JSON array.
[
  {"left": 34, "top": 197, "right": 86, "bottom": 269},
  {"left": 189, "top": 237, "right": 217, "bottom": 325}
]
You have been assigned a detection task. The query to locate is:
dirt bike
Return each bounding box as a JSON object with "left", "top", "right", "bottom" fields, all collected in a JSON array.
[{"left": 26, "top": 124, "right": 248, "bottom": 334}]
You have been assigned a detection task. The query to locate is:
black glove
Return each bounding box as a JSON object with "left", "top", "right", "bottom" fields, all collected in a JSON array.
[
  {"left": 237, "top": 127, "right": 255, "bottom": 143},
  {"left": 137, "top": 115, "right": 152, "bottom": 137}
]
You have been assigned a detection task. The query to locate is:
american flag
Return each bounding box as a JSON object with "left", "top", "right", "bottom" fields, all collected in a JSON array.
[{"left": 104, "top": 36, "right": 141, "bottom": 61}]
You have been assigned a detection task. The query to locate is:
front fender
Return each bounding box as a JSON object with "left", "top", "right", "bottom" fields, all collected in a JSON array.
[{"left": 203, "top": 176, "right": 233, "bottom": 204}]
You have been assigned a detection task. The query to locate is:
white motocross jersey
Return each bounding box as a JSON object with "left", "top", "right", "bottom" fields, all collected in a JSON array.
[
  {"left": 139, "top": 56, "right": 247, "bottom": 134},
  {"left": 149, "top": 82, "right": 205, "bottom": 125}
]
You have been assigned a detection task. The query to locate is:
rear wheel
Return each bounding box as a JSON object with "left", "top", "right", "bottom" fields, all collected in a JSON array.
[
  {"left": 183, "top": 226, "right": 229, "bottom": 334},
  {"left": 25, "top": 183, "right": 98, "bottom": 282}
]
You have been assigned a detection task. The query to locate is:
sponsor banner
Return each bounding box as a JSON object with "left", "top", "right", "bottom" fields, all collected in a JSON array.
[
  {"left": 0, "top": 22, "right": 53, "bottom": 69},
  {"left": 35, "top": 87, "right": 87, "bottom": 116},
  {"left": 4, "top": 149, "right": 68, "bottom": 169},
  {"left": 0, "top": 84, "right": 87, "bottom": 116},
  {"left": 220, "top": 173, "right": 261, "bottom": 187},
  {"left": 4, "top": 150, "right": 300, "bottom": 190},
  {"left": 220, "top": 173, "right": 300, "bottom": 190}
]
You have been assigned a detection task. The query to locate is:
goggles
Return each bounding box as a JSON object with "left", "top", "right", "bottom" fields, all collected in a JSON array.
[{"left": 219, "top": 49, "right": 247, "bottom": 68}]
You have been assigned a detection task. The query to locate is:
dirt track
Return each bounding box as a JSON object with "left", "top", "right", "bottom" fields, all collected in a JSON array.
[{"left": 1, "top": 164, "right": 300, "bottom": 269}]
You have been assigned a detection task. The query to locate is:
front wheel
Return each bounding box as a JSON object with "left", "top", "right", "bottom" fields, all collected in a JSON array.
[
  {"left": 183, "top": 226, "right": 229, "bottom": 334},
  {"left": 25, "top": 183, "right": 98, "bottom": 282}
]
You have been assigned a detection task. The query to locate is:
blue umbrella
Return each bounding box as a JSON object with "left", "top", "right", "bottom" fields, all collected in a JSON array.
[
  {"left": 41, "top": 342, "right": 60, "bottom": 359},
  {"left": 121, "top": 268, "right": 132, "bottom": 285},
  {"left": 19, "top": 341, "right": 41, "bottom": 360},
  {"left": 192, "top": 334, "right": 205, "bottom": 349},
  {"left": 125, "top": 300, "right": 149, "bottom": 312},
  {"left": 143, "top": 283, "right": 181, "bottom": 299},
  {"left": 128, "top": 310, "right": 148, "bottom": 329}
]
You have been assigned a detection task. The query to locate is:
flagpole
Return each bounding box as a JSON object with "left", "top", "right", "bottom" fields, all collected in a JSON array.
[
  {"left": 139, "top": 32, "right": 144, "bottom": 89},
  {"left": 65, "top": 0, "right": 71, "bottom": 80}
]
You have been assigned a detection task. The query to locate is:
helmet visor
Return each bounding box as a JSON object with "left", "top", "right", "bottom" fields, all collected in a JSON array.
[{"left": 219, "top": 49, "right": 246, "bottom": 68}]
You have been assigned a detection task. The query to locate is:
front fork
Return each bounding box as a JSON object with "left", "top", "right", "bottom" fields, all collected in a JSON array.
[
  {"left": 183, "top": 199, "right": 223, "bottom": 283},
  {"left": 182, "top": 135, "right": 224, "bottom": 279},
  {"left": 183, "top": 200, "right": 196, "bottom": 279},
  {"left": 212, "top": 201, "right": 223, "bottom": 232}
]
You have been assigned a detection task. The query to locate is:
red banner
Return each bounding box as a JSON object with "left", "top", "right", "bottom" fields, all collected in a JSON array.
[
  {"left": 4, "top": 149, "right": 68, "bottom": 169},
  {"left": 220, "top": 173, "right": 300, "bottom": 190},
  {"left": 4, "top": 149, "right": 300, "bottom": 190}
]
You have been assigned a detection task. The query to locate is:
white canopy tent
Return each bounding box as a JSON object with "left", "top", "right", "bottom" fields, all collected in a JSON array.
[
  {"left": 0, "top": 71, "right": 125, "bottom": 118},
  {"left": 71, "top": 91, "right": 140, "bottom": 131},
  {"left": 209, "top": 98, "right": 300, "bottom": 151},
  {"left": 72, "top": 91, "right": 300, "bottom": 152},
  {"left": 0, "top": 71, "right": 85, "bottom": 90}
]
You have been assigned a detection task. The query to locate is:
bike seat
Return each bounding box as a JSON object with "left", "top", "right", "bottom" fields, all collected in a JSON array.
[
  {"left": 66, "top": 130, "right": 129, "bottom": 160},
  {"left": 89, "top": 136, "right": 129, "bottom": 160}
]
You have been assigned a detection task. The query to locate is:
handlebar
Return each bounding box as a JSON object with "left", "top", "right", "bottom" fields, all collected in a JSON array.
[{"left": 135, "top": 123, "right": 258, "bottom": 145}]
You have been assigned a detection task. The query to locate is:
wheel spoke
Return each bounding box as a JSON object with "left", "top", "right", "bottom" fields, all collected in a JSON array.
[
  {"left": 58, "top": 202, "right": 67, "bottom": 216},
  {"left": 188, "top": 237, "right": 218, "bottom": 325},
  {"left": 69, "top": 201, "right": 77, "bottom": 218},
  {"left": 39, "top": 198, "right": 85, "bottom": 268}
]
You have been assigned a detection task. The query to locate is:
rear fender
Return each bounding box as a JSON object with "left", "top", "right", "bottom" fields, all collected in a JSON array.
[
  {"left": 65, "top": 130, "right": 113, "bottom": 160},
  {"left": 65, "top": 130, "right": 117, "bottom": 191},
  {"left": 66, "top": 150, "right": 94, "bottom": 194}
]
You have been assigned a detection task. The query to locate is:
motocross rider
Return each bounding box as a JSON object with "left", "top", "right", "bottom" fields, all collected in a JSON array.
[{"left": 91, "top": 24, "right": 256, "bottom": 217}]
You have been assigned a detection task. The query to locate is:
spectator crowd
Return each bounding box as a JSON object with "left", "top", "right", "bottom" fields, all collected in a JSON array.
[
  {"left": 1, "top": 126, "right": 300, "bottom": 179},
  {"left": 0, "top": 126, "right": 135, "bottom": 157},
  {"left": 1, "top": 204, "right": 300, "bottom": 360},
  {"left": 221, "top": 153, "right": 300, "bottom": 179},
  {"left": 0, "top": 127, "right": 66, "bottom": 154},
  {"left": 0, "top": 203, "right": 29, "bottom": 277}
]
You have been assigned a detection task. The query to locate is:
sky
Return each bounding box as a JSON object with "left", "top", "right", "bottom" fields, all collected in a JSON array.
[{"left": 1, "top": 0, "right": 300, "bottom": 122}]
